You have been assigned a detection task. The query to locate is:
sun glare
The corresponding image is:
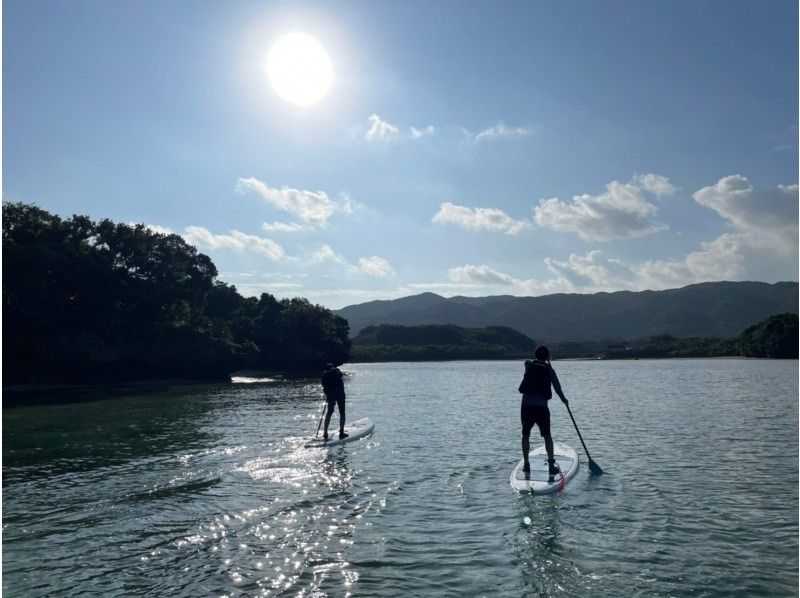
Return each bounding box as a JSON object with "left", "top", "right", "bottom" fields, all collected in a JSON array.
[{"left": 266, "top": 33, "right": 333, "bottom": 106}]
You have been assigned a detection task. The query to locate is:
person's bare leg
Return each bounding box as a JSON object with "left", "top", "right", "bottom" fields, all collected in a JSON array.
[
  {"left": 338, "top": 397, "right": 347, "bottom": 438},
  {"left": 323, "top": 402, "right": 334, "bottom": 440},
  {"left": 522, "top": 433, "right": 530, "bottom": 472},
  {"left": 544, "top": 434, "right": 560, "bottom": 474},
  {"left": 544, "top": 434, "right": 554, "bottom": 462}
]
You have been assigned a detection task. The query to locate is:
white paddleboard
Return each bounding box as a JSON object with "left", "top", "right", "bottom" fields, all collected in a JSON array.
[
  {"left": 304, "top": 418, "right": 375, "bottom": 448},
  {"left": 510, "top": 442, "right": 579, "bottom": 494}
]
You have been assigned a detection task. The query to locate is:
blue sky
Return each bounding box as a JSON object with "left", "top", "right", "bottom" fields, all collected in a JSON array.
[{"left": 4, "top": 0, "right": 798, "bottom": 308}]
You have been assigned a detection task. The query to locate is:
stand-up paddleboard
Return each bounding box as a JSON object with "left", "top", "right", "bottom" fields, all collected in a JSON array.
[
  {"left": 510, "top": 442, "right": 579, "bottom": 494},
  {"left": 304, "top": 418, "right": 375, "bottom": 448}
]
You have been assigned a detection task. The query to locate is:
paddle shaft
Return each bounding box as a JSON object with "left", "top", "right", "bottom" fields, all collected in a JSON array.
[
  {"left": 564, "top": 402, "right": 594, "bottom": 461},
  {"left": 315, "top": 402, "right": 327, "bottom": 438}
]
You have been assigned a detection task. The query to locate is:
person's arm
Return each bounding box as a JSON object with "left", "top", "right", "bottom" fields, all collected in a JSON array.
[{"left": 550, "top": 368, "right": 568, "bottom": 405}]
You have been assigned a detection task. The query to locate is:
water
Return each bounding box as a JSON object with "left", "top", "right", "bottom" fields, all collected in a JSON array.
[{"left": 3, "top": 359, "right": 798, "bottom": 597}]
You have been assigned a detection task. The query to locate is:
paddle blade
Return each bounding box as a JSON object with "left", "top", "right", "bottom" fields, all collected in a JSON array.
[{"left": 588, "top": 458, "right": 604, "bottom": 476}]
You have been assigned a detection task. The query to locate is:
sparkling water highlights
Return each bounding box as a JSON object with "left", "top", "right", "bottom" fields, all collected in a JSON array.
[{"left": 3, "top": 360, "right": 798, "bottom": 596}]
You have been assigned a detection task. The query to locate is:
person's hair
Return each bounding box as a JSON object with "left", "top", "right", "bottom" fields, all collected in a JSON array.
[
  {"left": 534, "top": 345, "right": 550, "bottom": 361},
  {"left": 325, "top": 362, "right": 334, "bottom": 369}
]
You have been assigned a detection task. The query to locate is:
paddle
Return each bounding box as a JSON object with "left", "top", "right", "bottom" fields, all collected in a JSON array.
[
  {"left": 563, "top": 402, "right": 604, "bottom": 475},
  {"left": 314, "top": 402, "right": 328, "bottom": 438}
]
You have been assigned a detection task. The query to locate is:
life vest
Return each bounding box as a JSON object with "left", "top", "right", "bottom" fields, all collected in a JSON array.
[
  {"left": 322, "top": 368, "right": 344, "bottom": 394},
  {"left": 518, "top": 360, "right": 552, "bottom": 398}
]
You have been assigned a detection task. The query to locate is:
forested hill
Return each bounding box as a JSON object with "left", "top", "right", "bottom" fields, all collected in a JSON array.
[
  {"left": 350, "top": 314, "right": 798, "bottom": 362},
  {"left": 609, "top": 313, "right": 798, "bottom": 359},
  {"left": 352, "top": 324, "right": 535, "bottom": 362},
  {"left": 3, "top": 203, "right": 350, "bottom": 385},
  {"left": 336, "top": 282, "right": 798, "bottom": 341}
]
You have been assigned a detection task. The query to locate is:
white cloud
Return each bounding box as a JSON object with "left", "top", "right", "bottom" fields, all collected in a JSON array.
[
  {"left": 262, "top": 221, "right": 308, "bottom": 233},
  {"left": 534, "top": 178, "right": 668, "bottom": 241},
  {"left": 410, "top": 125, "right": 436, "bottom": 139},
  {"left": 130, "top": 223, "right": 173, "bottom": 235},
  {"left": 366, "top": 114, "right": 400, "bottom": 141},
  {"left": 365, "top": 115, "right": 535, "bottom": 144},
  {"left": 433, "top": 173, "right": 795, "bottom": 296},
  {"left": 183, "top": 226, "right": 284, "bottom": 261},
  {"left": 338, "top": 193, "right": 364, "bottom": 215},
  {"left": 467, "top": 122, "right": 532, "bottom": 142},
  {"left": 544, "top": 250, "right": 638, "bottom": 290},
  {"left": 410, "top": 265, "right": 554, "bottom": 297},
  {"left": 234, "top": 282, "right": 304, "bottom": 298},
  {"left": 433, "top": 202, "right": 532, "bottom": 235},
  {"left": 538, "top": 175, "right": 797, "bottom": 290},
  {"left": 692, "top": 175, "right": 798, "bottom": 254},
  {"left": 448, "top": 264, "right": 516, "bottom": 285},
  {"left": 636, "top": 235, "right": 745, "bottom": 288},
  {"left": 236, "top": 177, "right": 338, "bottom": 226},
  {"left": 358, "top": 256, "right": 395, "bottom": 278},
  {"left": 634, "top": 173, "right": 678, "bottom": 197},
  {"left": 366, "top": 114, "right": 435, "bottom": 141},
  {"left": 434, "top": 242, "right": 742, "bottom": 298},
  {"left": 310, "top": 244, "right": 346, "bottom": 264},
  {"left": 541, "top": 239, "right": 746, "bottom": 293}
]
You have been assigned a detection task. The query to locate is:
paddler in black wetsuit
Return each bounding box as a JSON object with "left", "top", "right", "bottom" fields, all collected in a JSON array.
[
  {"left": 518, "top": 345, "right": 569, "bottom": 475},
  {"left": 321, "top": 363, "right": 348, "bottom": 441}
]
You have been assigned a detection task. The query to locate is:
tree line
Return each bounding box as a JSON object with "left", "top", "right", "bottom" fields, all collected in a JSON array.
[
  {"left": 349, "top": 315, "right": 798, "bottom": 363},
  {"left": 3, "top": 203, "right": 350, "bottom": 384},
  {"left": 602, "top": 313, "right": 798, "bottom": 359},
  {"left": 351, "top": 323, "right": 535, "bottom": 362}
]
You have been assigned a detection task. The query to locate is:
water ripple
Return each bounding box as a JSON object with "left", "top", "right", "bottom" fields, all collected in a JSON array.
[{"left": 3, "top": 359, "right": 798, "bottom": 597}]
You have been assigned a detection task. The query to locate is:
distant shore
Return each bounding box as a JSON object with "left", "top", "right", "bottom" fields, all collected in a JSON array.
[{"left": 348, "top": 354, "right": 792, "bottom": 364}]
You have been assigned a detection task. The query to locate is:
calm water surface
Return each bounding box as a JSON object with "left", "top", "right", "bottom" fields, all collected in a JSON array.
[{"left": 3, "top": 360, "right": 798, "bottom": 596}]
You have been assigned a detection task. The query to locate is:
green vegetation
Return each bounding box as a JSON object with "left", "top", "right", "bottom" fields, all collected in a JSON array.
[
  {"left": 725, "top": 313, "right": 799, "bottom": 358},
  {"left": 351, "top": 324, "right": 535, "bottom": 362},
  {"left": 3, "top": 203, "right": 350, "bottom": 384},
  {"left": 350, "top": 314, "right": 797, "bottom": 363},
  {"left": 603, "top": 313, "right": 798, "bottom": 359}
]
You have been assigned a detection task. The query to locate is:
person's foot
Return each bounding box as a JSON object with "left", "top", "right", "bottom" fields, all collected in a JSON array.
[
  {"left": 338, "top": 431, "right": 349, "bottom": 440},
  {"left": 522, "top": 461, "right": 530, "bottom": 474},
  {"left": 323, "top": 432, "right": 329, "bottom": 441},
  {"left": 548, "top": 460, "right": 561, "bottom": 475}
]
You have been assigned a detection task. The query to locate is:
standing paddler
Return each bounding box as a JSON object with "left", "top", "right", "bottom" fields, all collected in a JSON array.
[
  {"left": 518, "top": 346, "right": 569, "bottom": 475},
  {"left": 321, "top": 363, "right": 348, "bottom": 441}
]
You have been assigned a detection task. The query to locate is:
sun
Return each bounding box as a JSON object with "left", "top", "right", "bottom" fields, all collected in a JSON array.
[{"left": 266, "top": 33, "right": 333, "bottom": 106}]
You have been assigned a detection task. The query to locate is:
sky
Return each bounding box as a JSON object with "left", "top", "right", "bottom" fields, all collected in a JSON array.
[{"left": 3, "top": 0, "right": 798, "bottom": 308}]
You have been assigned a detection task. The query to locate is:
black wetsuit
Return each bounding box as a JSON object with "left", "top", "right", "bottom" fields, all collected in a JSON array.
[{"left": 322, "top": 367, "right": 346, "bottom": 432}]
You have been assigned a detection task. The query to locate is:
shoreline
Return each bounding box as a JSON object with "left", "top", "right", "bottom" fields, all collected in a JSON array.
[
  {"left": 347, "top": 355, "right": 790, "bottom": 364},
  {"left": 5, "top": 355, "right": 794, "bottom": 406},
  {"left": 2, "top": 367, "right": 332, "bottom": 407}
]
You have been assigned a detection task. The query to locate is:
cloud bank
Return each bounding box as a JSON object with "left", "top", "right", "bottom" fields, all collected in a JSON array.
[
  {"left": 534, "top": 175, "right": 673, "bottom": 241},
  {"left": 358, "top": 256, "right": 395, "bottom": 278},
  {"left": 433, "top": 202, "right": 532, "bottom": 235},
  {"left": 236, "top": 178, "right": 340, "bottom": 227},
  {"left": 183, "top": 226, "right": 284, "bottom": 261},
  {"left": 426, "top": 175, "right": 797, "bottom": 297},
  {"left": 448, "top": 264, "right": 516, "bottom": 285}
]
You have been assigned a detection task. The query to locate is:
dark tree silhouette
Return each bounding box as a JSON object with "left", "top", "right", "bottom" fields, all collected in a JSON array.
[{"left": 3, "top": 203, "right": 351, "bottom": 384}]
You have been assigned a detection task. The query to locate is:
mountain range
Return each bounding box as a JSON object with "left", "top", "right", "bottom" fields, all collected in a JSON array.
[{"left": 335, "top": 281, "right": 799, "bottom": 342}]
